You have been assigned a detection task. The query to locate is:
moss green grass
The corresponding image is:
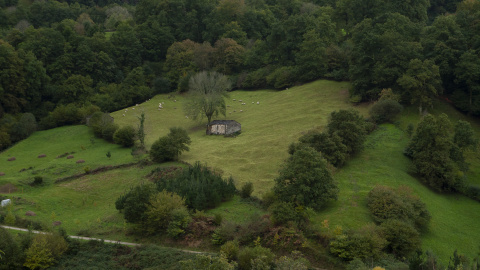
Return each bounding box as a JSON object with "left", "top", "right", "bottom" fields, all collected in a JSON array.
[
  {"left": 1, "top": 80, "right": 479, "bottom": 263},
  {"left": 0, "top": 125, "right": 139, "bottom": 187},
  {"left": 112, "top": 80, "right": 366, "bottom": 196},
  {"left": 314, "top": 123, "right": 480, "bottom": 264}
]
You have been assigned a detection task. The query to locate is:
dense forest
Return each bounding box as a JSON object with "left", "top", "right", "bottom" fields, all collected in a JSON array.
[{"left": 0, "top": 0, "right": 479, "bottom": 149}]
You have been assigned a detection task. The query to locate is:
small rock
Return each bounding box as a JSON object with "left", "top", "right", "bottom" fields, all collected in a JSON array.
[
  {"left": 7, "top": 157, "right": 16, "bottom": 161},
  {"left": 26, "top": 211, "right": 36, "bottom": 216},
  {"left": 67, "top": 155, "right": 74, "bottom": 159},
  {"left": 38, "top": 154, "right": 46, "bottom": 158},
  {"left": 76, "top": 160, "right": 85, "bottom": 163},
  {"left": 52, "top": 221, "right": 62, "bottom": 226}
]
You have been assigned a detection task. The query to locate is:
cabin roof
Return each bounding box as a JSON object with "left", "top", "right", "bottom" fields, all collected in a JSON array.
[{"left": 209, "top": 120, "right": 240, "bottom": 125}]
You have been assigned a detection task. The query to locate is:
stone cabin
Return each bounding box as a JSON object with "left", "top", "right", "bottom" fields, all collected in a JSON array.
[{"left": 207, "top": 120, "right": 241, "bottom": 135}]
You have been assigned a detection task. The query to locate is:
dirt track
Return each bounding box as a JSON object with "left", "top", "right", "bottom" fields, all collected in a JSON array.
[{"left": 0, "top": 225, "right": 204, "bottom": 254}]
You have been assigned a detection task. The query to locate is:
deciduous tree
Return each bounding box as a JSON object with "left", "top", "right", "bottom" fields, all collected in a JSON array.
[
  {"left": 184, "top": 71, "right": 231, "bottom": 125},
  {"left": 274, "top": 146, "right": 338, "bottom": 210},
  {"left": 397, "top": 59, "right": 442, "bottom": 116}
]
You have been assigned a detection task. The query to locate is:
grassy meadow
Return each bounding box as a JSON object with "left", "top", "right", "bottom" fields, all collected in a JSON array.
[
  {"left": 0, "top": 125, "right": 139, "bottom": 186},
  {"left": 112, "top": 80, "right": 364, "bottom": 195},
  {"left": 1, "top": 79, "right": 480, "bottom": 263}
]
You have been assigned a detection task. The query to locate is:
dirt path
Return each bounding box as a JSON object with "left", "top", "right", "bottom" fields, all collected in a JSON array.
[{"left": 0, "top": 225, "right": 205, "bottom": 254}]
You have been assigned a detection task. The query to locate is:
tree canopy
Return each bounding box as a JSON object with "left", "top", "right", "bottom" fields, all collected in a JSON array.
[
  {"left": 183, "top": 71, "right": 231, "bottom": 124},
  {"left": 274, "top": 146, "right": 339, "bottom": 210}
]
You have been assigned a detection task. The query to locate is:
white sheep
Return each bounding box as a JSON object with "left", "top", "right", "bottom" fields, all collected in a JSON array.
[
  {"left": 257, "top": 101, "right": 260, "bottom": 104},
  {"left": 123, "top": 114, "right": 125, "bottom": 116},
  {"left": 240, "top": 110, "right": 243, "bottom": 112}
]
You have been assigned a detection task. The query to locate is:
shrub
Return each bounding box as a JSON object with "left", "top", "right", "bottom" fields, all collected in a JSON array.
[
  {"left": 4, "top": 210, "right": 16, "bottom": 226},
  {"left": 263, "top": 226, "right": 306, "bottom": 252},
  {"left": 101, "top": 122, "right": 119, "bottom": 142},
  {"left": 274, "top": 146, "right": 338, "bottom": 210},
  {"left": 380, "top": 219, "right": 421, "bottom": 258},
  {"left": 297, "top": 131, "right": 348, "bottom": 167},
  {"left": 235, "top": 214, "right": 271, "bottom": 245},
  {"left": 179, "top": 254, "right": 236, "bottom": 270},
  {"left": 88, "top": 112, "right": 117, "bottom": 141},
  {"left": 369, "top": 99, "right": 404, "bottom": 123},
  {"left": 327, "top": 109, "right": 367, "bottom": 155},
  {"left": 220, "top": 241, "right": 239, "bottom": 262},
  {"left": 113, "top": 125, "right": 136, "bottom": 147},
  {"left": 275, "top": 251, "right": 310, "bottom": 270},
  {"left": 0, "top": 227, "right": 23, "bottom": 269},
  {"left": 269, "top": 201, "right": 303, "bottom": 226},
  {"left": 266, "top": 66, "right": 297, "bottom": 89},
  {"left": 238, "top": 246, "right": 275, "bottom": 270},
  {"left": 367, "top": 185, "right": 431, "bottom": 231},
  {"left": 32, "top": 176, "right": 43, "bottom": 186},
  {"left": 240, "top": 182, "right": 253, "bottom": 199},
  {"left": 406, "top": 123, "right": 414, "bottom": 138},
  {"left": 261, "top": 190, "right": 276, "bottom": 208},
  {"left": 212, "top": 221, "right": 238, "bottom": 245},
  {"left": 115, "top": 183, "right": 156, "bottom": 224},
  {"left": 166, "top": 207, "right": 191, "bottom": 238},
  {"left": 330, "top": 224, "right": 387, "bottom": 261},
  {"left": 150, "top": 136, "right": 176, "bottom": 162},
  {"left": 144, "top": 190, "right": 190, "bottom": 236},
  {"left": 241, "top": 68, "right": 270, "bottom": 89},
  {"left": 150, "top": 127, "right": 191, "bottom": 163},
  {"left": 24, "top": 233, "right": 68, "bottom": 270},
  {"left": 156, "top": 162, "right": 236, "bottom": 210}
]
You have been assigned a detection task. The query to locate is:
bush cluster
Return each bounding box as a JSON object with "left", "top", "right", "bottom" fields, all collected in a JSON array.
[
  {"left": 369, "top": 99, "right": 403, "bottom": 124},
  {"left": 150, "top": 127, "right": 191, "bottom": 163},
  {"left": 367, "top": 185, "right": 431, "bottom": 231},
  {"left": 291, "top": 109, "right": 367, "bottom": 168},
  {"left": 156, "top": 162, "right": 236, "bottom": 211},
  {"left": 113, "top": 125, "right": 136, "bottom": 147},
  {"left": 88, "top": 111, "right": 118, "bottom": 142}
]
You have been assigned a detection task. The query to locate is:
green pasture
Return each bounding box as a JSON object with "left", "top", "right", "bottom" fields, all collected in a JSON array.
[
  {"left": 1, "top": 79, "right": 480, "bottom": 263},
  {"left": 0, "top": 125, "right": 140, "bottom": 187},
  {"left": 314, "top": 124, "right": 480, "bottom": 264},
  {"left": 112, "top": 80, "right": 365, "bottom": 195}
]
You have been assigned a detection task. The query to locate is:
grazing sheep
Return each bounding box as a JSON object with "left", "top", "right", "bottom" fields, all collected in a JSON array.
[
  {"left": 123, "top": 114, "right": 125, "bottom": 116},
  {"left": 252, "top": 102, "right": 254, "bottom": 104},
  {"left": 240, "top": 110, "right": 243, "bottom": 112},
  {"left": 233, "top": 99, "right": 236, "bottom": 101},
  {"left": 257, "top": 101, "right": 259, "bottom": 104},
  {"left": 132, "top": 107, "right": 135, "bottom": 110}
]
